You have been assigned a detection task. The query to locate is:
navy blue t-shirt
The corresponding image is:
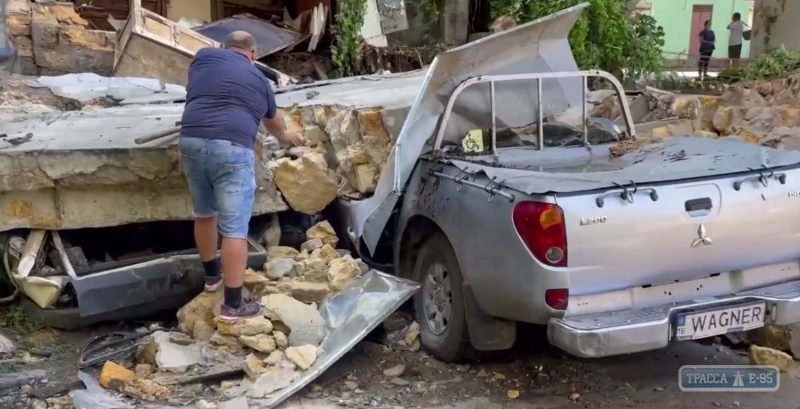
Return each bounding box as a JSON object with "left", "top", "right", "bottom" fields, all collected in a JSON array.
[
  {"left": 181, "top": 47, "right": 277, "bottom": 150},
  {"left": 699, "top": 29, "right": 716, "bottom": 53}
]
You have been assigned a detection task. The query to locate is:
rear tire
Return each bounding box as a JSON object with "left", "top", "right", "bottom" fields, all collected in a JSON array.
[{"left": 412, "top": 231, "right": 472, "bottom": 362}]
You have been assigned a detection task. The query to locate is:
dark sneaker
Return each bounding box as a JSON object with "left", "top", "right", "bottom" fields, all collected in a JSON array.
[
  {"left": 204, "top": 275, "right": 223, "bottom": 292},
  {"left": 219, "top": 300, "right": 262, "bottom": 322}
]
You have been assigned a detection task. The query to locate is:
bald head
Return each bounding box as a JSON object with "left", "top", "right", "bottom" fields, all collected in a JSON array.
[{"left": 225, "top": 31, "right": 257, "bottom": 60}]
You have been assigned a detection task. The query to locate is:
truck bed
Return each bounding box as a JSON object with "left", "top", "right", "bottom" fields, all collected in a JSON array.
[{"left": 443, "top": 136, "right": 800, "bottom": 194}]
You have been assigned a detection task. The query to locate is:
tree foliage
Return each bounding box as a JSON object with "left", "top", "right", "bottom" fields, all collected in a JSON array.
[{"left": 490, "top": 0, "right": 665, "bottom": 85}]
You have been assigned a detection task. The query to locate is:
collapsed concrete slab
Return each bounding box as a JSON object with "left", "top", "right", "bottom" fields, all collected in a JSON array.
[{"left": 0, "top": 71, "right": 424, "bottom": 231}]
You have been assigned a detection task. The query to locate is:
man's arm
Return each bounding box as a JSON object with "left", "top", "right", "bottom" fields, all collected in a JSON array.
[{"left": 260, "top": 83, "right": 304, "bottom": 146}]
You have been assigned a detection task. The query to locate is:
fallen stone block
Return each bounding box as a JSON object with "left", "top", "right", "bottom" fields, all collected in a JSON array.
[
  {"left": 306, "top": 220, "right": 338, "bottom": 248},
  {"left": 285, "top": 345, "right": 318, "bottom": 370},
  {"left": 239, "top": 334, "right": 277, "bottom": 353},
  {"left": 216, "top": 316, "right": 274, "bottom": 337},
  {"left": 749, "top": 345, "right": 793, "bottom": 372},
  {"left": 328, "top": 255, "right": 364, "bottom": 291},
  {"left": 177, "top": 288, "right": 224, "bottom": 336},
  {"left": 247, "top": 365, "right": 301, "bottom": 398},
  {"left": 262, "top": 293, "right": 326, "bottom": 347},
  {"left": 272, "top": 152, "right": 338, "bottom": 215},
  {"left": 137, "top": 331, "right": 201, "bottom": 373}
]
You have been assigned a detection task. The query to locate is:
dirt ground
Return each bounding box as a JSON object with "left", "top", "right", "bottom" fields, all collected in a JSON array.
[{"left": 3, "top": 313, "right": 800, "bottom": 409}]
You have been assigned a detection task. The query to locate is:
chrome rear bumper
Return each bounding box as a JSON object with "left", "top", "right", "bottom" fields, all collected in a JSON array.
[{"left": 547, "top": 279, "right": 800, "bottom": 358}]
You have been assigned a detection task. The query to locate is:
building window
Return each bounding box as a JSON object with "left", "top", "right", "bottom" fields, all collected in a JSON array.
[{"left": 633, "top": 0, "right": 652, "bottom": 16}]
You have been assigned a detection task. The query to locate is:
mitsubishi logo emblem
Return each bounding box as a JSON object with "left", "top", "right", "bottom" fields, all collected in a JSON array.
[{"left": 691, "top": 223, "right": 713, "bottom": 248}]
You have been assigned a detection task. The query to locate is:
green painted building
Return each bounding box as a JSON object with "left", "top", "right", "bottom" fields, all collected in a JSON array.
[{"left": 635, "top": 0, "right": 754, "bottom": 59}]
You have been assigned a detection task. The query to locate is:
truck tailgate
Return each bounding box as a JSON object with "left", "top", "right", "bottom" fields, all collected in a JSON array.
[{"left": 557, "top": 169, "right": 800, "bottom": 295}]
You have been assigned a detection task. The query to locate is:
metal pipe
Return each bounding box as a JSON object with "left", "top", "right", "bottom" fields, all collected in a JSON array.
[
  {"left": 537, "top": 78, "right": 544, "bottom": 151},
  {"left": 490, "top": 81, "right": 498, "bottom": 160},
  {"left": 582, "top": 76, "right": 588, "bottom": 146},
  {"left": 431, "top": 171, "right": 515, "bottom": 202}
]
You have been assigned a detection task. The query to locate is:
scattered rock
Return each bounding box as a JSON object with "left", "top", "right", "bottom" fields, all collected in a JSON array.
[
  {"left": 262, "top": 294, "right": 326, "bottom": 346},
  {"left": 298, "top": 259, "right": 330, "bottom": 283},
  {"left": 311, "top": 244, "right": 339, "bottom": 262},
  {"left": 383, "top": 364, "right": 406, "bottom": 378},
  {"left": 327, "top": 255, "right": 363, "bottom": 291},
  {"left": 268, "top": 246, "right": 300, "bottom": 260},
  {"left": 301, "top": 238, "right": 324, "bottom": 252},
  {"left": 507, "top": 390, "right": 520, "bottom": 399},
  {"left": 287, "top": 280, "right": 333, "bottom": 304},
  {"left": 306, "top": 221, "right": 339, "bottom": 248},
  {"left": 285, "top": 344, "right": 318, "bottom": 370},
  {"left": 99, "top": 361, "right": 136, "bottom": 389},
  {"left": 177, "top": 288, "right": 224, "bottom": 336},
  {"left": 133, "top": 379, "right": 169, "bottom": 399},
  {"left": 569, "top": 392, "right": 581, "bottom": 402},
  {"left": 134, "top": 364, "right": 153, "bottom": 378},
  {"left": 137, "top": 331, "right": 201, "bottom": 373},
  {"left": 265, "top": 258, "right": 298, "bottom": 280},
  {"left": 210, "top": 331, "right": 243, "bottom": 352},
  {"left": 264, "top": 350, "right": 285, "bottom": 366},
  {"left": 192, "top": 320, "right": 216, "bottom": 342},
  {"left": 239, "top": 334, "right": 277, "bottom": 353},
  {"left": 476, "top": 369, "right": 488, "bottom": 377},
  {"left": 355, "top": 258, "right": 369, "bottom": 274},
  {"left": 243, "top": 353, "right": 267, "bottom": 380},
  {"left": 391, "top": 377, "right": 409, "bottom": 386},
  {"left": 273, "top": 152, "right": 338, "bottom": 215},
  {"left": 0, "top": 333, "right": 15, "bottom": 355},
  {"left": 273, "top": 331, "right": 289, "bottom": 349},
  {"left": 219, "top": 397, "right": 249, "bottom": 409},
  {"left": 493, "top": 373, "right": 506, "bottom": 381},
  {"left": 216, "top": 315, "right": 274, "bottom": 337},
  {"left": 345, "top": 381, "right": 358, "bottom": 390},
  {"left": 749, "top": 345, "right": 793, "bottom": 372},
  {"left": 30, "top": 399, "right": 46, "bottom": 409}
]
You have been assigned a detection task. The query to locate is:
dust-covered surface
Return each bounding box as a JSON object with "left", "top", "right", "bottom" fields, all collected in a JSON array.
[{"left": 4, "top": 319, "right": 800, "bottom": 409}]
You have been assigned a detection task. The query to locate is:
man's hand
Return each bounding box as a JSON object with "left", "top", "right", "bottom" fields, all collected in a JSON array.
[{"left": 285, "top": 132, "right": 305, "bottom": 147}]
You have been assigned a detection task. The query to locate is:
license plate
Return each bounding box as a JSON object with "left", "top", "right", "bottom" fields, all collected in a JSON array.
[{"left": 675, "top": 302, "right": 766, "bottom": 341}]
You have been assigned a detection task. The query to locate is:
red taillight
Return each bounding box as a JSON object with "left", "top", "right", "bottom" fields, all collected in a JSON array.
[
  {"left": 513, "top": 201, "right": 568, "bottom": 267},
  {"left": 545, "top": 289, "right": 569, "bottom": 310}
]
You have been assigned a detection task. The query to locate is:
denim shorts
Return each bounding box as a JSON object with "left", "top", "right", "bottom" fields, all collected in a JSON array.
[{"left": 179, "top": 137, "right": 256, "bottom": 239}]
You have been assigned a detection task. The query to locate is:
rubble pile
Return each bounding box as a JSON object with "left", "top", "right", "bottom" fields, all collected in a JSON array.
[
  {"left": 95, "top": 220, "right": 372, "bottom": 403},
  {"left": 6, "top": 0, "right": 115, "bottom": 76}
]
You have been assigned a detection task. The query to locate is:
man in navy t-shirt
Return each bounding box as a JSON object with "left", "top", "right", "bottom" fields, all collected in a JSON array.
[
  {"left": 698, "top": 20, "right": 715, "bottom": 80},
  {"left": 179, "top": 31, "right": 303, "bottom": 320}
]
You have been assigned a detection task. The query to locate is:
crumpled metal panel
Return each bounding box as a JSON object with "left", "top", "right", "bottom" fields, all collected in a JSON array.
[
  {"left": 194, "top": 14, "right": 304, "bottom": 59},
  {"left": 257, "top": 270, "right": 420, "bottom": 407},
  {"left": 445, "top": 137, "right": 800, "bottom": 194},
  {"left": 358, "top": 3, "right": 590, "bottom": 254}
]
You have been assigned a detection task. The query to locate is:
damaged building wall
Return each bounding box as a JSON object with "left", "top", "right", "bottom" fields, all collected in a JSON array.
[
  {"left": 750, "top": 0, "right": 800, "bottom": 58},
  {"left": 7, "top": 0, "right": 115, "bottom": 76}
]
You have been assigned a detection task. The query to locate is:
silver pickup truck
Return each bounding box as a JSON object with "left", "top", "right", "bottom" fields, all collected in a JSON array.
[{"left": 335, "top": 3, "right": 800, "bottom": 362}]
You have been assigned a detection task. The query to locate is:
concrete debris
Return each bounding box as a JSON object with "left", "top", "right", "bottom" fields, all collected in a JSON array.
[
  {"left": 265, "top": 258, "right": 299, "bottom": 280},
  {"left": 243, "top": 353, "right": 267, "bottom": 380},
  {"left": 301, "top": 238, "right": 324, "bottom": 252},
  {"left": 0, "top": 333, "right": 16, "bottom": 355},
  {"left": 262, "top": 293, "right": 327, "bottom": 347},
  {"left": 210, "top": 332, "right": 244, "bottom": 352},
  {"left": 264, "top": 350, "right": 285, "bottom": 366},
  {"left": 388, "top": 321, "right": 421, "bottom": 352},
  {"left": 247, "top": 365, "right": 301, "bottom": 398},
  {"left": 136, "top": 331, "right": 201, "bottom": 373},
  {"left": 177, "top": 289, "right": 224, "bottom": 337},
  {"left": 285, "top": 345, "right": 319, "bottom": 370},
  {"left": 749, "top": 345, "right": 793, "bottom": 372}
]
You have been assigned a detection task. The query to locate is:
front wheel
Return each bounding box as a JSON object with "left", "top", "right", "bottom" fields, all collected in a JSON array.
[{"left": 412, "top": 231, "right": 471, "bottom": 362}]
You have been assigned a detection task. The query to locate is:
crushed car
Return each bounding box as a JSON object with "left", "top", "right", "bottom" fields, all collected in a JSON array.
[{"left": 333, "top": 2, "right": 800, "bottom": 360}]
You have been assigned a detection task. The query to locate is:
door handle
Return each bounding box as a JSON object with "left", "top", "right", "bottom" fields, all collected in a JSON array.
[{"left": 685, "top": 197, "right": 712, "bottom": 212}]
